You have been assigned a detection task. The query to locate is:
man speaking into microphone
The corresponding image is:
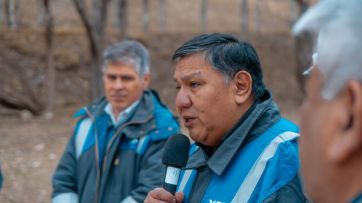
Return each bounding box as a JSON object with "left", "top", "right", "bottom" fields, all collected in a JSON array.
[{"left": 145, "top": 33, "right": 307, "bottom": 203}]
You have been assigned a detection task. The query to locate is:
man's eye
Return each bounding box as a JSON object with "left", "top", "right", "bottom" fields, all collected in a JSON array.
[
  {"left": 190, "top": 82, "right": 200, "bottom": 88},
  {"left": 175, "top": 85, "right": 181, "bottom": 90},
  {"left": 107, "top": 75, "right": 117, "bottom": 81},
  {"left": 121, "top": 76, "right": 134, "bottom": 81}
]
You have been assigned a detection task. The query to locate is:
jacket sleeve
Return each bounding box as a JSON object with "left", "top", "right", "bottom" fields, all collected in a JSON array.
[
  {"left": 125, "top": 139, "right": 168, "bottom": 203},
  {"left": 262, "top": 175, "right": 310, "bottom": 203},
  {"left": 51, "top": 130, "right": 79, "bottom": 203}
]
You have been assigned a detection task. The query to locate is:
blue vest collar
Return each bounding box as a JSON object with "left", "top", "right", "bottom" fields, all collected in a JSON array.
[{"left": 207, "top": 90, "right": 281, "bottom": 175}]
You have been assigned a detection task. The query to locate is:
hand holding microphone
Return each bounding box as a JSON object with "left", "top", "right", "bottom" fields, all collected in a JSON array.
[
  {"left": 144, "top": 134, "right": 190, "bottom": 203},
  {"left": 162, "top": 133, "right": 190, "bottom": 195}
]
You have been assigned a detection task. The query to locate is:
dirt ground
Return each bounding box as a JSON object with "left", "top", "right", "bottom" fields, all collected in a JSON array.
[{"left": 0, "top": 1, "right": 304, "bottom": 202}]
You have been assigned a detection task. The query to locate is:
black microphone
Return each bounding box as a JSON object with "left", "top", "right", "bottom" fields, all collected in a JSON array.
[{"left": 162, "top": 134, "right": 190, "bottom": 195}]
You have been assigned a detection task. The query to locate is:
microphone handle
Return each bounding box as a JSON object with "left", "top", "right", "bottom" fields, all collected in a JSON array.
[
  {"left": 163, "top": 182, "right": 177, "bottom": 195},
  {"left": 163, "top": 166, "right": 181, "bottom": 195}
]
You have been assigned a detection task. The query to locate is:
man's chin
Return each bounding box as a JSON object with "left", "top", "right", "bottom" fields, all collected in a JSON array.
[
  {"left": 111, "top": 103, "right": 127, "bottom": 111},
  {"left": 189, "top": 131, "right": 207, "bottom": 144}
]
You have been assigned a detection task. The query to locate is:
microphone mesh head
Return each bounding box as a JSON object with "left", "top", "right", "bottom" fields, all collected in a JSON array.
[{"left": 162, "top": 134, "right": 190, "bottom": 168}]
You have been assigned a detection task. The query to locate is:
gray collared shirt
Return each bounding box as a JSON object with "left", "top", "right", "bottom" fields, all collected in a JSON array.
[{"left": 104, "top": 99, "right": 140, "bottom": 126}]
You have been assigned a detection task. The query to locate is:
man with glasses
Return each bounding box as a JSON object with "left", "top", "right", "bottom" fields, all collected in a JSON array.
[{"left": 293, "top": 0, "right": 362, "bottom": 202}]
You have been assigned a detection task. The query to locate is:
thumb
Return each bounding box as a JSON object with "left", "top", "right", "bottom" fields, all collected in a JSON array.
[{"left": 175, "top": 192, "right": 184, "bottom": 203}]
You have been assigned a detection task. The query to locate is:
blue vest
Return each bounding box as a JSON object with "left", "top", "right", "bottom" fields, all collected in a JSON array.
[{"left": 177, "top": 118, "right": 300, "bottom": 203}]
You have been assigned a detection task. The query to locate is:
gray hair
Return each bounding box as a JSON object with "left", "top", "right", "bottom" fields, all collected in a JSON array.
[
  {"left": 293, "top": 0, "right": 362, "bottom": 100},
  {"left": 102, "top": 40, "right": 150, "bottom": 76}
]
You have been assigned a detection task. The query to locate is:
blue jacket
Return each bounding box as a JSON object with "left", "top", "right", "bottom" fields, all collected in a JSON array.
[
  {"left": 177, "top": 91, "right": 307, "bottom": 203},
  {"left": 52, "top": 90, "right": 180, "bottom": 203}
]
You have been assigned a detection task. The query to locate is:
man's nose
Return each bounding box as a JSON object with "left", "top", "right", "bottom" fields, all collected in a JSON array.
[
  {"left": 114, "top": 78, "right": 125, "bottom": 89},
  {"left": 176, "top": 88, "right": 192, "bottom": 109}
]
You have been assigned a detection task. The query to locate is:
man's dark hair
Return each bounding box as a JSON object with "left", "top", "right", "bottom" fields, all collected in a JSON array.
[{"left": 172, "top": 33, "right": 265, "bottom": 99}]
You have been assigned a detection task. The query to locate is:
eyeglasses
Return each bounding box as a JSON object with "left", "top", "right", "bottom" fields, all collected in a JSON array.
[{"left": 303, "top": 53, "right": 318, "bottom": 76}]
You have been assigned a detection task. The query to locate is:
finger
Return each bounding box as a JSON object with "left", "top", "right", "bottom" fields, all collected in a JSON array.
[
  {"left": 145, "top": 188, "right": 176, "bottom": 203},
  {"left": 175, "top": 192, "right": 184, "bottom": 203}
]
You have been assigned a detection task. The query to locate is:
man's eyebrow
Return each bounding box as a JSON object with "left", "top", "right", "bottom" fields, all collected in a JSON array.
[
  {"left": 181, "top": 72, "right": 203, "bottom": 81},
  {"left": 173, "top": 72, "right": 203, "bottom": 82}
]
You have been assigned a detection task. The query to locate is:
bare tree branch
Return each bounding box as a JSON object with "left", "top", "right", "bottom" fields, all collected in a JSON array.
[
  {"left": 117, "top": 0, "right": 128, "bottom": 39},
  {"left": 43, "top": 0, "right": 55, "bottom": 115},
  {"left": 72, "top": 0, "right": 111, "bottom": 99}
]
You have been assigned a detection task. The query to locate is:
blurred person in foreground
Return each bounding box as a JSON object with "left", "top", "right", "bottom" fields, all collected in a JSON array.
[
  {"left": 145, "top": 33, "right": 307, "bottom": 203},
  {"left": 293, "top": 0, "right": 362, "bottom": 202},
  {"left": 52, "top": 40, "right": 179, "bottom": 203}
]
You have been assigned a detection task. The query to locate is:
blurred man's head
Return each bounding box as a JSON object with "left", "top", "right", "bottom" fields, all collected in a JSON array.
[
  {"left": 172, "top": 33, "right": 265, "bottom": 147},
  {"left": 102, "top": 40, "right": 151, "bottom": 116},
  {"left": 293, "top": 0, "right": 362, "bottom": 202}
]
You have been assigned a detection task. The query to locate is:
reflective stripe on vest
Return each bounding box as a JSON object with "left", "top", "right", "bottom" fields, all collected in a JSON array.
[
  {"left": 75, "top": 118, "right": 92, "bottom": 159},
  {"left": 177, "top": 118, "right": 300, "bottom": 203},
  {"left": 231, "top": 131, "right": 299, "bottom": 203}
]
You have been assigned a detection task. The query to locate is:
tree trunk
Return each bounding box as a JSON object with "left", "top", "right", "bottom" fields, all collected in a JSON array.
[
  {"left": 5, "top": 0, "right": 19, "bottom": 29},
  {"left": 0, "top": 0, "right": 4, "bottom": 25},
  {"left": 92, "top": 0, "right": 100, "bottom": 23},
  {"left": 200, "top": 0, "right": 207, "bottom": 32},
  {"left": 72, "top": 0, "right": 107, "bottom": 99},
  {"left": 142, "top": 0, "right": 149, "bottom": 32},
  {"left": 43, "top": 0, "right": 55, "bottom": 116},
  {"left": 158, "top": 0, "right": 165, "bottom": 32},
  {"left": 93, "top": 0, "right": 109, "bottom": 45},
  {"left": 37, "top": 0, "right": 45, "bottom": 26},
  {"left": 117, "top": 0, "right": 128, "bottom": 39},
  {"left": 240, "top": 0, "right": 248, "bottom": 34},
  {"left": 15, "top": 0, "right": 19, "bottom": 24},
  {"left": 111, "top": 0, "right": 128, "bottom": 40}
]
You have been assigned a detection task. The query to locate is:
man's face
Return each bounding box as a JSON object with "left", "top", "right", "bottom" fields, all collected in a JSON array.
[
  {"left": 174, "top": 53, "right": 241, "bottom": 147},
  {"left": 103, "top": 63, "right": 149, "bottom": 116},
  {"left": 299, "top": 68, "right": 344, "bottom": 201}
]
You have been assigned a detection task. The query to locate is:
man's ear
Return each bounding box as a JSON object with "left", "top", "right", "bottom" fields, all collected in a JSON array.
[
  {"left": 328, "top": 81, "right": 362, "bottom": 163},
  {"left": 142, "top": 73, "right": 151, "bottom": 89},
  {"left": 233, "top": 71, "right": 252, "bottom": 105}
]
